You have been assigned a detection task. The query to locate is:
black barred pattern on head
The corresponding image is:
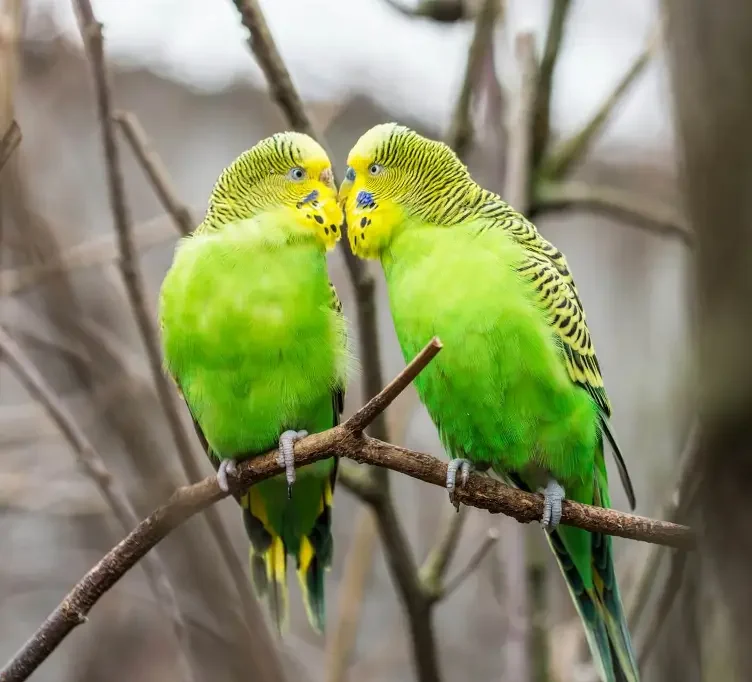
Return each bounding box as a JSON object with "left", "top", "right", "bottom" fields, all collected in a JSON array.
[
  {"left": 365, "top": 123, "right": 612, "bottom": 416},
  {"left": 197, "top": 132, "right": 326, "bottom": 233}
]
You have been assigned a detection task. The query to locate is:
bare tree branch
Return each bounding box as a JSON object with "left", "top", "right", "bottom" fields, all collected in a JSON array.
[
  {"left": 0, "top": 326, "right": 196, "bottom": 682},
  {"left": 439, "top": 527, "right": 500, "bottom": 601},
  {"left": 230, "top": 0, "right": 316, "bottom": 137},
  {"left": 533, "top": 180, "right": 691, "bottom": 245},
  {"left": 500, "top": 32, "right": 539, "bottom": 682},
  {"left": 532, "top": 0, "right": 572, "bottom": 165},
  {"left": 447, "top": 0, "right": 503, "bottom": 161},
  {"left": 628, "top": 421, "right": 698, "bottom": 634},
  {"left": 0, "top": 118, "right": 20, "bottom": 172},
  {"left": 114, "top": 111, "right": 195, "bottom": 236},
  {"left": 0, "top": 210, "right": 181, "bottom": 296},
  {"left": 419, "top": 506, "right": 468, "bottom": 600},
  {"left": 539, "top": 27, "right": 661, "bottom": 180},
  {"left": 505, "top": 33, "right": 538, "bottom": 210},
  {"left": 0, "top": 336, "right": 440, "bottom": 682},
  {"left": 325, "top": 508, "right": 379, "bottom": 682},
  {"left": 0, "top": 338, "right": 692, "bottom": 682},
  {"left": 72, "top": 4, "right": 288, "bottom": 674}
]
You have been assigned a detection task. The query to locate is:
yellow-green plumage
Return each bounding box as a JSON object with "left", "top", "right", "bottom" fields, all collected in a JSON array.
[
  {"left": 159, "top": 132, "right": 349, "bottom": 633},
  {"left": 340, "top": 123, "right": 638, "bottom": 682}
]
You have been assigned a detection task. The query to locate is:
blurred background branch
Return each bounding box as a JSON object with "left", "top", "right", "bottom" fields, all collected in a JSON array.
[{"left": 0, "top": 119, "right": 20, "bottom": 171}]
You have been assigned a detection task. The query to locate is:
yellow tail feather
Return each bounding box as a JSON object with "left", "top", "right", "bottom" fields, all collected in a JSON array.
[{"left": 242, "top": 489, "right": 289, "bottom": 634}]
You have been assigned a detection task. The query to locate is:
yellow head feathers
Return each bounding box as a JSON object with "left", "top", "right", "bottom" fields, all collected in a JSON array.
[
  {"left": 338, "top": 123, "right": 473, "bottom": 259},
  {"left": 203, "top": 131, "right": 343, "bottom": 250}
]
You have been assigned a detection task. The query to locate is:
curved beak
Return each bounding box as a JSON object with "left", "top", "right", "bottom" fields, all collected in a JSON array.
[{"left": 337, "top": 166, "right": 355, "bottom": 207}]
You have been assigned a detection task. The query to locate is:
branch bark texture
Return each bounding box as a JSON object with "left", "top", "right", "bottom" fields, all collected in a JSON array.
[{"left": 0, "top": 338, "right": 694, "bottom": 682}]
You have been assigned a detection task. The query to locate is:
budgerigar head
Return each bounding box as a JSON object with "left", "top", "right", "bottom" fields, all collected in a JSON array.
[
  {"left": 204, "top": 132, "right": 343, "bottom": 250},
  {"left": 338, "top": 123, "right": 471, "bottom": 259}
]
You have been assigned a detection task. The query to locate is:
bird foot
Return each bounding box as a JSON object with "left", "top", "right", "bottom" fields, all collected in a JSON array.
[
  {"left": 540, "top": 478, "right": 565, "bottom": 532},
  {"left": 278, "top": 429, "right": 308, "bottom": 499},
  {"left": 217, "top": 458, "right": 237, "bottom": 493},
  {"left": 446, "top": 458, "right": 473, "bottom": 511}
]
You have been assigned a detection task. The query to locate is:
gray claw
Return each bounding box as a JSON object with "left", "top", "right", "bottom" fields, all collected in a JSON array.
[
  {"left": 217, "top": 458, "right": 237, "bottom": 493},
  {"left": 540, "top": 478, "right": 565, "bottom": 532},
  {"left": 278, "top": 429, "right": 308, "bottom": 499},
  {"left": 446, "top": 458, "right": 473, "bottom": 511}
]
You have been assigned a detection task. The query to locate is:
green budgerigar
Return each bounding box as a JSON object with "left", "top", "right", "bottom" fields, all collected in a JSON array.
[
  {"left": 159, "top": 132, "right": 350, "bottom": 634},
  {"left": 339, "top": 123, "right": 639, "bottom": 682}
]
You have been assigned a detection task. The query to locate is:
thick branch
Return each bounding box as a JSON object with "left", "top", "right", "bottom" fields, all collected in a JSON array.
[
  {"left": 114, "top": 111, "right": 194, "bottom": 236},
  {"left": 0, "top": 338, "right": 441, "bottom": 682},
  {"left": 539, "top": 27, "right": 661, "bottom": 180},
  {"left": 532, "top": 0, "right": 572, "bottom": 165},
  {"left": 446, "top": 0, "right": 502, "bottom": 161},
  {"left": 0, "top": 397, "right": 695, "bottom": 681},
  {"left": 533, "top": 179, "right": 691, "bottom": 245},
  {"left": 0, "top": 119, "right": 20, "bottom": 172},
  {"left": 505, "top": 33, "right": 538, "bottom": 211}
]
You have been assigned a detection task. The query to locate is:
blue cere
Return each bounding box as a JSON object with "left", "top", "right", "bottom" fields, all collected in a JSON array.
[{"left": 356, "top": 190, "right": 375, "bottom": 208}]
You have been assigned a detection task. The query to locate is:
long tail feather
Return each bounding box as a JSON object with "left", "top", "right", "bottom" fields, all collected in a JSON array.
[
  {"left": 295, "top": 460, "right": 337, "bottom": 634},
  {"left": 507, "top": 471, "right": 639, "bottom": 682},
  {"left": 242, "top": 489, "right": 289, "bottom": 633}
]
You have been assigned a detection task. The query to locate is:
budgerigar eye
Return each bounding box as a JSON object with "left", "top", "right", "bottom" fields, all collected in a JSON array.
[
  {"left": 288, "top": 167, "right": 306, "bottom": 181},
  {"left": 368, "top": 163, "right": 383, "bottom": 176}
]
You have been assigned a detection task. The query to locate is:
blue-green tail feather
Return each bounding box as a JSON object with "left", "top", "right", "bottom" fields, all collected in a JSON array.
[
  {"left": 547, "top": 528, "right": 638, "bottom": 682},
  {"left": 508, "top": 471, "right": 639, "bottom": 682}
]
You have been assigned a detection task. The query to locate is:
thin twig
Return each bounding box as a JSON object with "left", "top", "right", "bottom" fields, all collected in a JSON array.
[
  {"left": 440, "top": 527, "right": 500, "bottom": 601},
  {"left": 446, "top": 0, "right": 502, "bottom": 161},
  {"left": 347, "top": 338, "right": 443, "bottom": 432},
  {"left": 419, "top": 505, "right": 468, "bottom": 599},
  {"left": 0, "top": 119, "right": 20, "bottom": 172},
  {"left": 0, "top": 339, "right": 693, "bottom": 681},
  {"left": 532, "top": 0, "right": 572, "bottom": 165},
  {"left": 325, "top": 508, "right": 379, "bottom": 682},
  {"left": 72, "top": 2, "right": 286, "bottom": 668},
  {"left": 114, "top": 111, "right": 194, "bottom": 236},
  {"left": 635, "top": 423, "right": 700, "bottom": 669},
  {"left": 628, "top": 421, "right": 698, "bottom": 632},
  {"left": 539, "top": 26, "right": 661, "bottom": 180},
  {"left": 0, "top": 210, "right": 181, "bottom": 296},
  {"left": 533, "top": 179, "right": 691, "bottom": 246},
  {"left": 0, "top": 326, "right": 195, "bottom": 682}
]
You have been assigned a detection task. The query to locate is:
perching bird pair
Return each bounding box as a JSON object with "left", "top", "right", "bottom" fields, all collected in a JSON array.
[{"left": 158, "top": 125, "right": 640, "bottom": 682}]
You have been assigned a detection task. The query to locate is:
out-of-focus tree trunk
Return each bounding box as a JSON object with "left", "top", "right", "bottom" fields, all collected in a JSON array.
[{"left": 664, "top": 1, "right": 752, "bottom": 680}]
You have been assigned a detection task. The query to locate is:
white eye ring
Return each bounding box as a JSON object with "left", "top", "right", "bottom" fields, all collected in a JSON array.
[
  {"left": 288, "top": 167, "right": 306, "bottom": 181},
  {"left": 368, "top": 163, "right": 383, "bottom": 176}
]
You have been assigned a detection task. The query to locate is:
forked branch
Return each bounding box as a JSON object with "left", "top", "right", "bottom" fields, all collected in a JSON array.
[{"left": 0, "top": 339, "right": 694, "bottom": 682}]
